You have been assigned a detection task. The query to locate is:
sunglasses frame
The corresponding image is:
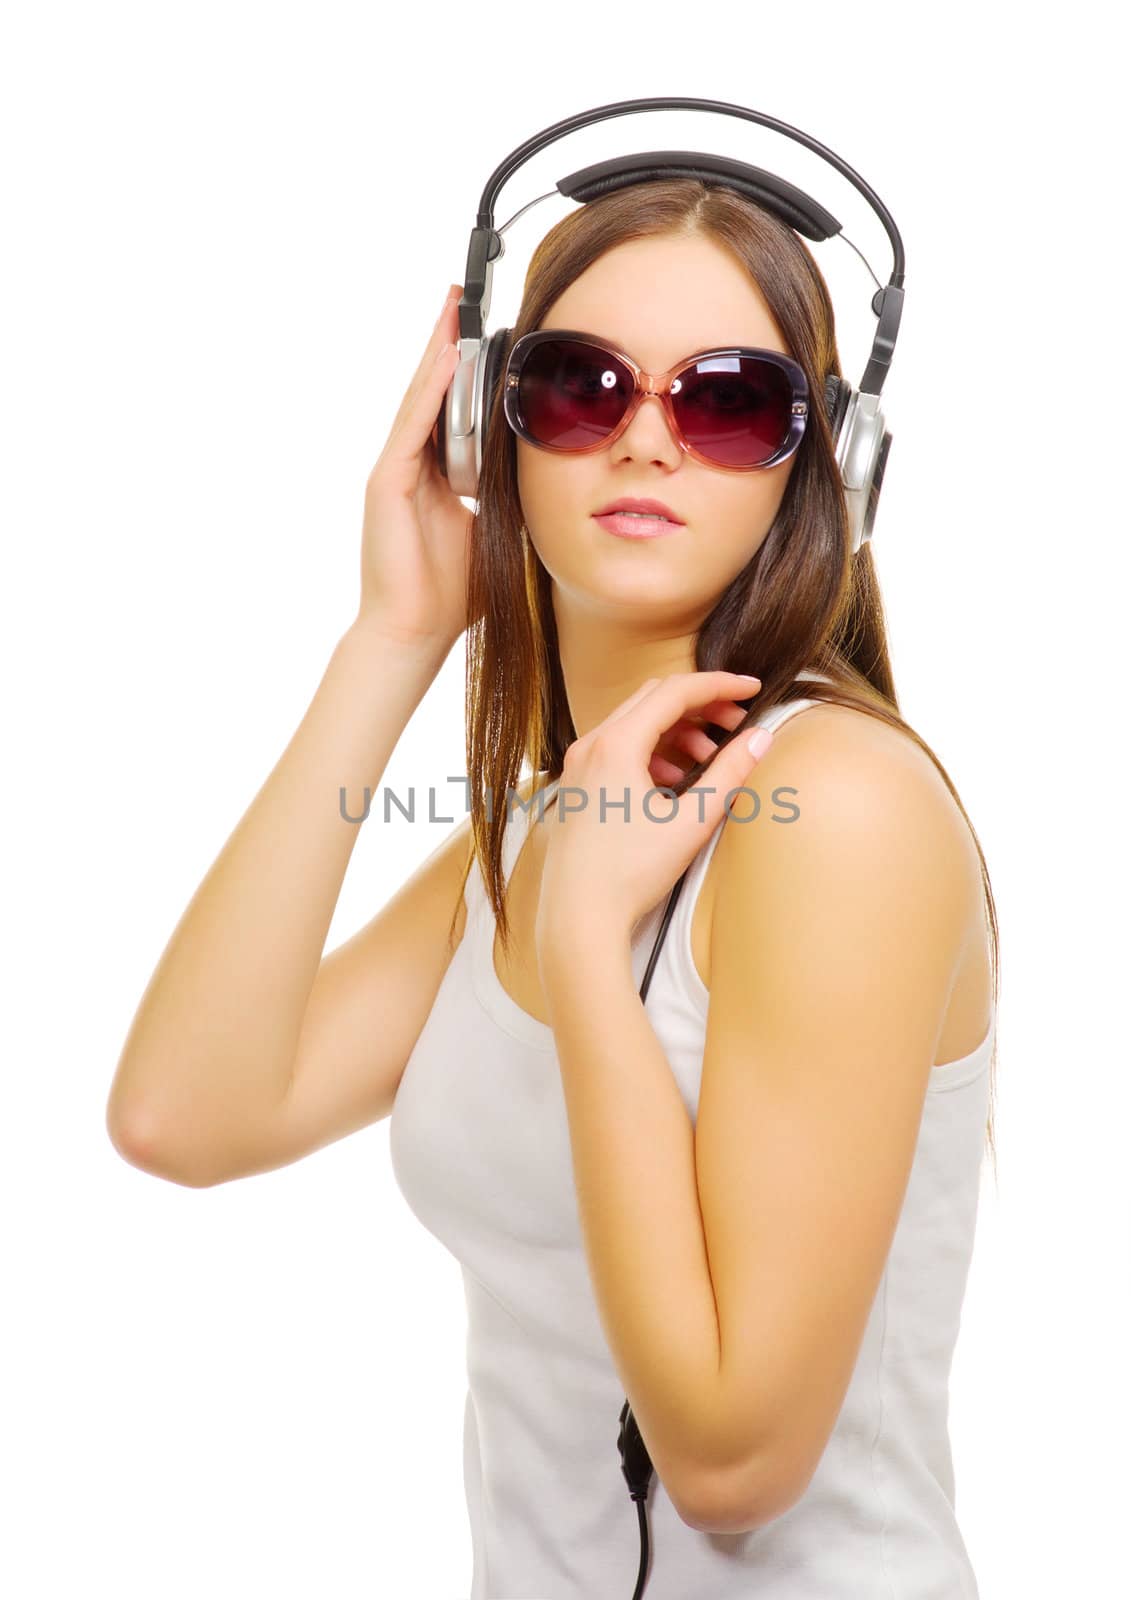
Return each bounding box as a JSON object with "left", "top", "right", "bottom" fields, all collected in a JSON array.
[{"left": 502, "top": 328, "right": 810, "bottom": 473}]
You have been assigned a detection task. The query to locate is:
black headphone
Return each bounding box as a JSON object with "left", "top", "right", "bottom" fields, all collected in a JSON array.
[
  {"left": 437, "top": 98, "right": 907, "bottom": 1599},
  {"left": 436, "top": 95, "right": 904, "bottom": 560}
]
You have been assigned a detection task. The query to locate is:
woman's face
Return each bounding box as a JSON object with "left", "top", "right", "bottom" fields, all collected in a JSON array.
[{"left": 515, "top": 233, "right": 803, "bottom": 629}]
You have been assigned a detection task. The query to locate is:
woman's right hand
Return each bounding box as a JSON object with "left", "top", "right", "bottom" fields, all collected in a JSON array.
[{"left": 357, "top": 284, "right": 472, "bottom": 652}]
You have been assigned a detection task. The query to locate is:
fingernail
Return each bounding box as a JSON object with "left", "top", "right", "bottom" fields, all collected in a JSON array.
[{"left": 747, "top": 728, "right": 773, "bottom": 757}]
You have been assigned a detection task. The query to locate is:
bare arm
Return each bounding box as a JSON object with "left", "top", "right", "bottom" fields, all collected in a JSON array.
[
  {"left": 107, "top": 282, "right": 474, "bottom": 1187},
  {"left": 105, "top": 618, "right": 450, "bottom": 1185}
]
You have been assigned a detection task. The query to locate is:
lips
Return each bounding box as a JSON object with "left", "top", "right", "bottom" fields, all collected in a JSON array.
[
  {"left": 593, "top": 510, "right": 682, "bottom": 540},
  {"left": 593, "top": 496, "right": 684, "bottom": 523}
]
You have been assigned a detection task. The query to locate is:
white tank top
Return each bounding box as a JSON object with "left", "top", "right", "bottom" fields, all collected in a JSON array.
[{"left": 390, "top": 675, "right": 995, "bottom": 1598}]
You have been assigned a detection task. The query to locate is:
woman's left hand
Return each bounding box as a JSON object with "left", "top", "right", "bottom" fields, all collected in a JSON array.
[{"left": 533, "top": 671, "right": 776, "bottom": 958}]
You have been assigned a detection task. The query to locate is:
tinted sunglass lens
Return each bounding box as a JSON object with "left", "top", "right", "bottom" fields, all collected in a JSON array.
[
  {"left": 672, "top": 355, "right": 794, "bottom": 467},
  {"left": 517, "top": 339, "right": 632, "bottom": 448}
]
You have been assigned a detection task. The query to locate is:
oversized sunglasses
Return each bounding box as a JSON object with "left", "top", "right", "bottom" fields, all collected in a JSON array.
[{"left": 503, "top": 329, "right": 810, "bottom": 472}]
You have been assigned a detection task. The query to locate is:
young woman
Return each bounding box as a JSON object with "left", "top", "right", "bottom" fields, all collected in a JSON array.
[{"left": 107, "top": 179, "right": 999, "bottom": 1599}]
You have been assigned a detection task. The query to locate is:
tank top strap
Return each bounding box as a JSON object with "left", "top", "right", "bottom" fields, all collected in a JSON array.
[
  {"left": 463, "top": 779, "right": 556, "bottom": 921},
  {"left": 497, "top": 792, "right": 525, "bottom": 885},
  {"left": 502, "top": 780, "right": 558, "bottom": 880}
]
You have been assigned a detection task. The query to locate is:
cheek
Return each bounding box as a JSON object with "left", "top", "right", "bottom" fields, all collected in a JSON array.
[
  {"left": 703, "top": 485, "right": 786, "bottom": 565},
  {"left": 698, "top": 529, "right": 766, "bottom": 593},
  {"left": 515, "top": 446, "right": 556, "bottom": 533},
  {"left": 516, "top": 446, "right": 586, "bottom": 545},
  {"left": 720, "top": 467, "right": 793, "bottom": 553}
]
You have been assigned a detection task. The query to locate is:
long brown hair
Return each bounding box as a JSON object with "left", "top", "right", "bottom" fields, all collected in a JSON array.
[{"left": 450, "top": 177, "right": 1000, "bottom": 1171}]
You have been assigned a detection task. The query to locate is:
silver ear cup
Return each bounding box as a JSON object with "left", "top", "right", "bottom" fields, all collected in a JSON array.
[
  {"left": 440, "top": 328, "right": 515, "bottom": 502},
  {"left": 442, "top": 337, "right": 487, "bottom": 500},
  {"left": 833, "top": 389, "right": 891, "bottom": 554},
  {"left": 859, "top": 426, "right": 892, "bottom": 551}
]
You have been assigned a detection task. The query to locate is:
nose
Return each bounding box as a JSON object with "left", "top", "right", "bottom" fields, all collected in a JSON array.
[{"left": 616, "top": 385, "right": 682, "bottom": 463}]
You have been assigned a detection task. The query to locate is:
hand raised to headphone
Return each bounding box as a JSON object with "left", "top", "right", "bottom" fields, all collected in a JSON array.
[
  {"left": 357, "top": 285, "right": 471, "bottom": 653},
  {"left": 533, "top": 671, "right": 774, "bottom": 958}
]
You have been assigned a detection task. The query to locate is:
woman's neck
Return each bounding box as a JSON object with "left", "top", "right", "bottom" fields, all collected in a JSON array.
[{"left": 552, "top": 607, "right": 699, "bottom": 737}]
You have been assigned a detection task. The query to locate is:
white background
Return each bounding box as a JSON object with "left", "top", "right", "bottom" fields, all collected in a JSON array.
[{"left": 3, "top": 3, "right": 1127, "bottom": 1596}]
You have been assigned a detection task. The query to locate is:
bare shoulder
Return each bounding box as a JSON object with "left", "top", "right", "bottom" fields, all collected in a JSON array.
[
  {"left": 703, "top": 700, "right": 979, "bottom": 1044},
  {"left": 759, "top": 697, "right": 970, "bottom": 821},
  {"left": 762, "top": 697, "right": 942, "bottom": 775},
  {"left": 716, "top": 697, "right": 982, "bottom": 904}
]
